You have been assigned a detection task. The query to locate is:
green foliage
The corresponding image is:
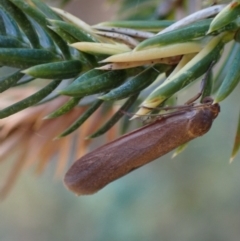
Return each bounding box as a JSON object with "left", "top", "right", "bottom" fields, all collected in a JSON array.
[{"left": 0, "top": 0, "right": 240, "bottom": 158}]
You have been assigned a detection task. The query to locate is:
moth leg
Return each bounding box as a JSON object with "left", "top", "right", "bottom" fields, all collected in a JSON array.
[{"left": 185, "top": 61, "right": 216, "bottom": 105}]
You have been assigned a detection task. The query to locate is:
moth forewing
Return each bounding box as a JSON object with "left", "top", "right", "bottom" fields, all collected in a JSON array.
[{"left": 64, "top": 103, "right": 220, "bottom": 195}]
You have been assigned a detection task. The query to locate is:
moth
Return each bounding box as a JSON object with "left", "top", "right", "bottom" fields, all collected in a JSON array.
[{"left": 64, "top": 99, "right": 220, "bottom": 195}]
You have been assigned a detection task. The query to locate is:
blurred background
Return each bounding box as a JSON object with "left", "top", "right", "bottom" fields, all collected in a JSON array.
[{"left": 1, "top": 1, "right": 240, "bottom": 241}]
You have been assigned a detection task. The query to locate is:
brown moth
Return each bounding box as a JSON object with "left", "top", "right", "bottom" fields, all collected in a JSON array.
[{"left": 64, "top": 100, "right": 220, "bottom": 195}]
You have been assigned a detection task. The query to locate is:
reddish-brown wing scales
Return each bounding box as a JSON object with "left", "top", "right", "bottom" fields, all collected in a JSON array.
[{"left": 64, "top": 103, "right": 220, "bottom": 195}]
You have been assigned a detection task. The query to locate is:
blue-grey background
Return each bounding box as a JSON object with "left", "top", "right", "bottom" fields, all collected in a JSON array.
[
  {"left": 1, "top": 87, "right": 240, "bottom": 241},
  {"left": 1, "top": 1, "right": 240, "bottom": 241}
]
